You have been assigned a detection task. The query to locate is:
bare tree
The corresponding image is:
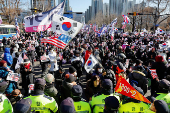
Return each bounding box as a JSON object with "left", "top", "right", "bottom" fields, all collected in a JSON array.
[
  {"left": 0, "top": 0, "right": 22, "bottom": 24},
  {"left": 146, "top": 0, "right": 170, "bottom": 30},
  {"left": 34, "top": 0, "right": 53, "bottom": 12}
]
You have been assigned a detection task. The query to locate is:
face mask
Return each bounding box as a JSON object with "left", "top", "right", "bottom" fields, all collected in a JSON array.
[
  {"left": 98, "top": 69, "right": 103, "bottom": 73},
  {"left": 74, "top": 72, "right": 77, "bottom": 77}
]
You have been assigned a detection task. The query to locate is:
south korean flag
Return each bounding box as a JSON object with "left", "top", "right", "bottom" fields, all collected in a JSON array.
[
  {"left": 84, "top": 54, "right": 98, "bottom": 73},
  {"left": 52, "top": 14, "right": 83, "bottom": 38}
]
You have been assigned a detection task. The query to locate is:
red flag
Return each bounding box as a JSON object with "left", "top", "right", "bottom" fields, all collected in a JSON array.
[
  {"left": 115, "top": 66, "right": 124, "bottom": 81},
  {"left": 150, "top": 69, "right": 158, "bottom": 79},
  {"left": 115, "top": 76, "right": 151, "bottom": 104}
]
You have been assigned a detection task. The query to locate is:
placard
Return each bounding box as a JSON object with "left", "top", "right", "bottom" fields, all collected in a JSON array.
[{"left": 6, "top": 72, "right": 20, "bottom": 82}]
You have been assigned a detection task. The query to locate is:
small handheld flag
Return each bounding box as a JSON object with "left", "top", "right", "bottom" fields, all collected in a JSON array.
[
  {"left": 84, "top": 54, "right": 98, "bottom": 73},
  {"left": 149, "top": 69, "right": 158, "bottom": 79}
]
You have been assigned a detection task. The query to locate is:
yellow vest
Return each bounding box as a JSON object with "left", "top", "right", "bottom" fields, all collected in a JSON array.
[
  {"left": 118, "top": 102, "right": 149, "bottom": 113},
  {"left": 74, "top": 101, "right": 91, "bottom": 113},
  {"left": 0, "top": 94, "right": 13, "bottom": 113},
  {"left": 25, "top": 94, "right": 58, "bottom": 113}
]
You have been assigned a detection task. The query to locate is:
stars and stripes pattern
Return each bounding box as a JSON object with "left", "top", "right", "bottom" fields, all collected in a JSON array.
[
  {"left": 122, "top": 22, "right": 126, "bottom": 29},
  {"left": 122, "top": 15, "right": 130, "bottom": 24},
  {"left": 41, "top": 34, "right": 71, "bottom": 49},
  {"left": 0, "top": 16, "right": 2, "bottom": 25},
  {"left": 111, "top": 18, "right": 117, "bottom": 27},
  {"left": 15, "top": 17, "right": 20, "bottom": 38}
]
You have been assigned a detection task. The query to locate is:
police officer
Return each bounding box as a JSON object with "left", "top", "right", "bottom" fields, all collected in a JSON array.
[
  {"left": 155, "top": 79, "right": 170, "bottom": 109},
  {"left": 118, "top": 85, "right": 149, "bottom": 113},
  {"left": 60, "top": 97, "right": 76, "bottom": 113},
  {"left": 0, "top": 78, "right": 13, "bottom": 113},
  {"left": 145, "top": 99, "right": 170, "bottom": 113},
  {"left": 104, "top": 96, "right": 120, "bottom": 113},
  {"left": 71, "top": 50, "right": 84, "bottom": 79},
  {"left": 14, "top": 98, "right": 32, "bottom": 113},
  {"left": 25, "top": 78, "right": 58, "bottom": 113},
  {"left": 71, "top": 85, "right": 91, "bottom": 113},
  {"left": 90, "top": 79, "right": 120, "bottom": 113}
]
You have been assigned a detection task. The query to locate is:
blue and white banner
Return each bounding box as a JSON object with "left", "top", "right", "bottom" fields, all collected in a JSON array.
[{"left": 24, "top": 1, "right": 65, "bottom": 32}]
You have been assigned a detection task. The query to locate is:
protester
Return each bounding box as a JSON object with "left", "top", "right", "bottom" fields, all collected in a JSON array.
[
  {"left": 0, "top": 60, "right": 17, "bottom": 95},
  {"left": 2, "top": 14, "right": 170, "bottom": 113},
  {"left": 44, "top": 73, "right": 58, "bottom": 101},
  {"left": 85, "top": 75, "right": 102, "bottom": 101},
  {"left": 20, "top": 59, "right": 34, "bottom": 95},
  {"left": 4, "top": 47, "right": 13, "bottom": 66}
]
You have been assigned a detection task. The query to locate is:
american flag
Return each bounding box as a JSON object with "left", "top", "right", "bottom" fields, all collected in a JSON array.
[
  {"left": 111, "top": 18, "right": 117, "bottom": 27},
  {"left": 0, "top": 16, "right": 2, "bottom": 25},
  {"left": 41, "top": 34, "right": 72, "bottom": 49},
  {"left": 15, "top": 17, "right": 20, "bottom": 38},
  {"left": 122, "top": 15, "right": 130, "bottom": 24}
]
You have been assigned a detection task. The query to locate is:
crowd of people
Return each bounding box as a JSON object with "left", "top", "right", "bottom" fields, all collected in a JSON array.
[{"left": 0, "top": 31, "right": 170, "bottom": 113}]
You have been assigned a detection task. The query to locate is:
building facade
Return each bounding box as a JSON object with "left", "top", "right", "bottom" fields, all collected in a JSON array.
[
  {"left": 109, "top": 0, "right": 136, "bottom": 15},
  {"left": 103, "top": 3, "right": 109, "bottom": 16},
  {"left": 91, "top": 0, "right": 103, "bottom": 19},
  {"left": 31, "top": 0, "right": 55, "bottom": 10},
  {"left": 58, "top": 0, "right": 70, "bottom": 12}
]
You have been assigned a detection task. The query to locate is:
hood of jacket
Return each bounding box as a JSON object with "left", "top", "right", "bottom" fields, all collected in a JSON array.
[
  {"left": 4, "top": 48, "right": 10, "bottom": 54},
  {"left": 155, "top": 55, "right": 164, "bottom": 62},
  {"left": 132, "top": 70, "right": 145, "bottom": 80}
]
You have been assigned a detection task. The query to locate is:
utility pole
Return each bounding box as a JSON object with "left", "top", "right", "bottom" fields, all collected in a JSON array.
[
  {"left": 140, "top": 0, "right": 144, "bottom": 32},
  {"left": 153, "top": 8, "right": 157, "bottom": 33}
]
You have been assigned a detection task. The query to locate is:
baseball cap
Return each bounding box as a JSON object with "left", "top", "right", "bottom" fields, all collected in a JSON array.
[
  {"left": 14, "top": 98, "right": 32, "bottom": 113},
  {"left": 102, "top": 79, "right": 113, "bottom": 89},
  {"left": 154, "top": 100, "right": 170, "bottom": 113},
  {"left": 105, "top": 96, "right": 120, "bottom": 113},
  {"left": 35, "top": 78, "right": 46, "bottom": 86},
  {"left": 72, "top": 85, "right": 83, "bottom": 97},
  {"left": 60, "top": 97, "right": 76, "bottom": 113}
]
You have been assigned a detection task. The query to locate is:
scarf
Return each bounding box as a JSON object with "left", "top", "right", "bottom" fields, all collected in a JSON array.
[{"left": 24, "top": 63, "right": 30, "bottom": 69}]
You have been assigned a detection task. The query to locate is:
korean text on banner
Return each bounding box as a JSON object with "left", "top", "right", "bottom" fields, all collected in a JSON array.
[
  {"left": 84, "top": 54, "right": 98, "bottom": 73},
  {"left": 51, "top": 14, "right": 83, "bottom": 38},
  {"left": 115, "top": 76, "right": 151, "bottom": 104},
  {"left": 24, "top": 1, "right": 65, "bottom": 32},
  {"left": 6, "top": 72, "right": 20, "bottom": 82}
]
